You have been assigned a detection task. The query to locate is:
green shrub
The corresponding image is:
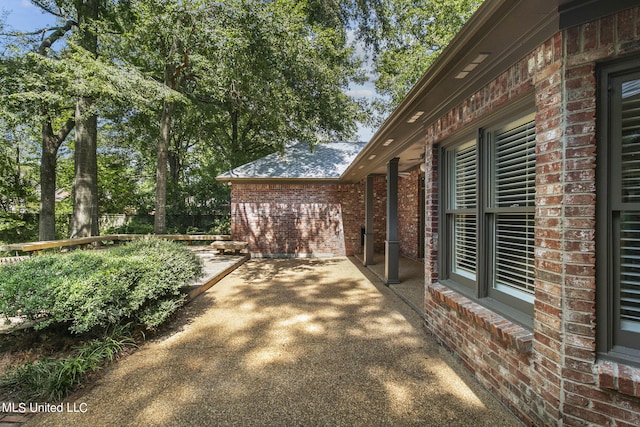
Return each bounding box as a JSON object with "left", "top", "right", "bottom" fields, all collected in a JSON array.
[
  {"left": 0, "top": 238, "right": 202, "bottom": 333},
  {"left": 0, "top": 326, "right": 136, "bottom": 401},
  {"left": 207, "top": 216, "right": 231, "bottom": 235},
  {"left": 103, "top": 217, "right": 154, "bottom": 235}
]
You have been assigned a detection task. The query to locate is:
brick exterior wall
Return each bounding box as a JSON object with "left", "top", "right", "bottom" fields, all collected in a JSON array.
[
  {"left": 423, "top": 7, "right": 640, "bottom": 426},
  {"left": 372, "top": 175, "right": 386, "bottom": 253},
  {"left": 231, "top": 172, "right": 423, "bottom": 260},
  {"left": 561, "top": 8, "right": 640, "bottom": 426},
  {"left": 398, "top": 169, "right": 422, "bottom": 260},
  {"left": 231, "top": 183, "right": 364, "bottom": 257}
]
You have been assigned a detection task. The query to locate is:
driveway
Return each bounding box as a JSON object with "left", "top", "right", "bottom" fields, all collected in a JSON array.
[{"left": 27, "top": 257, "right": 521, "bottom": 426}]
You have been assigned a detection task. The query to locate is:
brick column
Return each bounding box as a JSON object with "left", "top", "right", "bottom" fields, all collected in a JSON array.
[
  {"left": 385, "top": 158, "right": 400, "bottom": 284},
  {"left": 363, "top": 175, "right": 375, "bottom": 265}
]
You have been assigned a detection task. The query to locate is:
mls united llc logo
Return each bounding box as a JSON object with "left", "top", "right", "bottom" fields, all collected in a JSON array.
[{"left": 1, "top": 401, "right": 88, "bottom": 413}]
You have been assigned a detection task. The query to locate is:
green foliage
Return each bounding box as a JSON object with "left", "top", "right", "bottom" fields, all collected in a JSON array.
[
  {"left": 0, "top": 213, "right": 38, "bottom": 243},
  {"left": 98, "top": 150, "right": 149, "bottom": 214},
  {"left": 208, "top": 216, "right": 231, "bottom": 235},
  {"left": 103, "top": 216, "right": 154, "bottom": 235},
  {"left": 374, "top": 0, "right": 482, "bottom": 110},
  {"left": 0, "top": 0, "right": 481, "bottom": 242},
  {"left": 0, "top": 326, "right": 136, "bottom": 401},
  {"left": 135, "top": 296, "right": 186, "bottom": 330},
  {"left": 0, "top": 238, "right": 202, "bottom": 333},
  {"left": 0, "top": 121, "right": 40, "bottom": 243}
]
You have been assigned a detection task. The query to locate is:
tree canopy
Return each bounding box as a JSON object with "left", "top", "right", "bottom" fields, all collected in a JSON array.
[{"left": 0, "top": 0, "right": 481, "bottom": 242}]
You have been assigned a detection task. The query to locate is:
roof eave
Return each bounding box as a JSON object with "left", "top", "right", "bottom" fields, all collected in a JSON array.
[
  {"left": 344, "top": 0, "right": 561, "bottom": 181},
  {"left": 215, "top": 177, "right": 344, "bottom": 185}
]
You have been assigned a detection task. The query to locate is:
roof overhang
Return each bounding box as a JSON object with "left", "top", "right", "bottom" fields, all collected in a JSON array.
[
  {"left": 343, "top": 0, "right": 567, "bottom": 183},
  {"left": 217, "top": 178, "right": 344, "bottom": 185}
]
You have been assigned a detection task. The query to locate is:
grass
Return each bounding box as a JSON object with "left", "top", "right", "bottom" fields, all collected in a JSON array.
[{"left": 0, "top": 325, "right": 137, "bottom": 402}]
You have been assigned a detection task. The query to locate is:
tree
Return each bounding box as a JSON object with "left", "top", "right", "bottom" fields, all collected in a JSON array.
[
  {"left": 373, "top": 0, "right": 482, "bottom": 110},
  {"left": 0, "top": 122, "right": 40, "bottom": 242},
  {"left": 1, "top": 0, "right": 177, "bottom": 239},
  {"left": 69, "top": 0, "right": 99, "bottom": 238},
  {"left": 104, "top": 0, "right": 197, "bottom": 234},
  {"left": 195, "top": 0, "right": 366, "bottom": 169},
  {"left": 111, "top": 0, "right": 366, "bottom": 233},
  {"left": 0, "top": 17, "right": 77, "bottom": 240}
]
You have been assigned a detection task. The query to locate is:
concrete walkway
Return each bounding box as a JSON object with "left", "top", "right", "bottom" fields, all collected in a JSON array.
[{"left": 26, "top": 257, "right": 521, "bottom": 427}]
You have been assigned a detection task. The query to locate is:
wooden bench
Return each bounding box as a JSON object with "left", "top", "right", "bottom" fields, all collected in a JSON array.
[
  {"left": 0, "top": 234, "right": 233, "bottom": 255},
  {"left": 1, "top": 236, "right": 107, "bottom": 255},
  {"left": 210, "top": 241, "right": 248, "bottom": 254}
]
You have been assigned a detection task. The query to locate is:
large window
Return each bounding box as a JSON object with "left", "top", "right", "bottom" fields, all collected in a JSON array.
[
  {"left": 597, "top": 56, "right": 640, "bottom": 365},
  {"left": 441, "top": 112, "right": 536, "bottom": 327}
]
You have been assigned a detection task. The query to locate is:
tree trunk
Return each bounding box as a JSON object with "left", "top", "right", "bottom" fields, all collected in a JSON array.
[
  {"left": 39, "top": 120, "right": 74, "bottom": 241},
  {"left": 70, "top": 0, "right": 99, "bottom": 238},
  {"left": 154, "top": 99, "right": 174, "bottom": 234},
  {"left": 154, "top": 29, "right": 180, "bottom": 234},
  {"left": 39, "top": 126, "right": 59, "bottom": 241},
  {"left": 70, "top": 99, "right": 98, "bottom": 238},
  {"left": 36, "top": 20, "right": 76, "bottom": 241}
]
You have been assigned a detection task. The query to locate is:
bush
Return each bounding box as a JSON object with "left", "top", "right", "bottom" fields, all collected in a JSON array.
[
  {"left": 0, "top": 238, "right": 202, "bottom": 333},
  {"left": 207, "top": 216, "right": 231, "bottom": 235},
  {"left": 103, "top": 216, "right": 154, "bottom": 235}
]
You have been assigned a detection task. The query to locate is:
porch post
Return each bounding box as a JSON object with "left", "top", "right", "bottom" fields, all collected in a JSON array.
[
  {"left": 363, "top": 175, "right": 375, "bottom": 266},
  {"left": 385, "top": 158, "right": 400, "bottom": 284}
]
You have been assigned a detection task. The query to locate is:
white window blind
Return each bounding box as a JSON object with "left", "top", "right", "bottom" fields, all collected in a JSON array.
[
  {"left": 619, "top": 79, "right": 640, "bottom": 330},
  {"left": 621, "top": 213, "right": 640, "bottom": 330},
  {"left": 492, "top": 120, "right": 536, "bottom": 299},
  {"left": 495, "top": 214, "right": 535, "bottom": 296},
  {"left": 621, "top": 80, "right": 640, "bottom": 203},
  {"left": 452, "top": 143, "right": 477, "bottom": 280},
  {"left": 495, "top": 121, "right": 536, "bottom": 207}
]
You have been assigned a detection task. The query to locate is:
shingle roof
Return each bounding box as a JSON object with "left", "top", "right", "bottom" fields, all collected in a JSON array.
[{"left": 217, "top": 141, "right": 367, "bottom": 181}]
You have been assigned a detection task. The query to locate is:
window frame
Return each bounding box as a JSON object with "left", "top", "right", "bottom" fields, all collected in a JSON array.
[
  {"left": 445, "top": 139, "right": 478, "bottom": 291},
  {"left": 596, "top": 55, "right": 640, "bottom": 366},
  {"left": 439, "top": 109, "right": 536, "bottom": 329},
  {"left": 484, "top": 115, "right": 537, "bottom": 315}
]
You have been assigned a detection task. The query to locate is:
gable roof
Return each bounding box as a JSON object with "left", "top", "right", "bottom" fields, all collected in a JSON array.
[{"left": 217, "top": 141, "right": 367, "bottom": 182}]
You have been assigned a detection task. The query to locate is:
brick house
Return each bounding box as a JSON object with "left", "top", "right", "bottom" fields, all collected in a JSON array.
[{"left": 219, "top": 0, "right": 640, "bottom": 424}]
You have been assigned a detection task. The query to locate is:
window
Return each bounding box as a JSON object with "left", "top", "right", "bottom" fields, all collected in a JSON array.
[
  {"left": 487, "top": 118, "right": 536, "bottom": 310},
  {"left": 441, "top": 112, "right": 536, "bottom": 327},
  {"left": 448, "top": 141, "right": 477, "bottom": 284},
  {"left": 597, "top": 56, "right": 640, "bottom": 365}
]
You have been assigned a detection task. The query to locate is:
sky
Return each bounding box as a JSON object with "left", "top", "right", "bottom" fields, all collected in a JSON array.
[
  {"left": 2, "top": 0, "right": 377, "bottom": 141},
  {"left": 2, "top": 0, "right": 57, "bottom": 32}
]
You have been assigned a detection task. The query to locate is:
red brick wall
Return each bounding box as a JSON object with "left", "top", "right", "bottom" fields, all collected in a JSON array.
[
  {"left": 372, "top": 175, "right": 386, "bottom": 252},
  {"left": 362, "top": 171, "right": 422, "bottom": 259},
  {"left": 424, "top": 37, "right": 545, "bottom": 422},
  {"left": 561, "top": 7, "right": 640, "bottom": 426},
  {"left": 423, "top": 144, "right": 439, "bottom": 288},
  {"left": 231, "top": 172, "right": 421, "bottom": 260},
  {"left": 231, "top": 182, "right": 364, "bottom": 257},
  {"left": 423, "top": 7, "right": 640, "bottom": 426},
  {"left": 398, "top": 169, "right": 422, "bottom": 260}
]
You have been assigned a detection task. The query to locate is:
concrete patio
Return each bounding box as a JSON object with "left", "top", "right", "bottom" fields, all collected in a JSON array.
[
  {"left": 25, "top": 257, "right": 521, "bottom": 426},
  {"left": 355, "top": 253, "right": 425, "bottom": 317}
]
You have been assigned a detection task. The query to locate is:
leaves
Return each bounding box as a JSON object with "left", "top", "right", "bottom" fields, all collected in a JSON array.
[
  {"left": 0, "top": 0, "right": 481, "bottom": 236},
  {"left": 373, "top": 0, "right": 482, "bottom": 108},
  {"left": 0, "top": 326, "right": 137, "bottom": 401},
  {"left": 0, "top": 238, "right": 203, "bottom": 333}
]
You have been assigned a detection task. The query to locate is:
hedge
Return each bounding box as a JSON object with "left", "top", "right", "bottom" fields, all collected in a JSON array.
[{"left": 0, "top": 238, "right": 203, "bottom": 333}]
